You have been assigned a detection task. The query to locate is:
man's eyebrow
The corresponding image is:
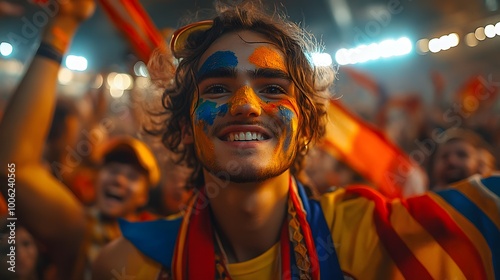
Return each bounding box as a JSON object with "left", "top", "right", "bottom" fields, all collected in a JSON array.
[
  {"left": 248, "top": 68, "right": 291, "bottom": 80},
  {"left": 196, "top": 67, "right": 237, "bottom": 83}
]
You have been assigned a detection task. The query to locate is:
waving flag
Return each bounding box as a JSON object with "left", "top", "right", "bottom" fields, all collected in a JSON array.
[
  {"left": 98, "top": 0, "right": 166, "bottom": 63},
  {"left": 318, "top": 100, "right": 427, "bottom": 198}
]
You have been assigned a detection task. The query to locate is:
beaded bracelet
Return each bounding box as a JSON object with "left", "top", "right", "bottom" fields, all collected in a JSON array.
[{"left": 35, "top": 42, "right": 63, "bottom": 64}]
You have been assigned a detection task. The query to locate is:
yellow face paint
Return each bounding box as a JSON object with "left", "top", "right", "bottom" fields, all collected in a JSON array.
[
  {"left": 228, "top": 85, "right": 262, "bottom": 115},
  {"left": 248, "top": 46, "right": 287, "bottom": 71}
]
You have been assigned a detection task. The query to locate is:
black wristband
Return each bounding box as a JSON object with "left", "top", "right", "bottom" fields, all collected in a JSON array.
[{"left": 35, "top": 42, "right": 63, "bottom": 64}]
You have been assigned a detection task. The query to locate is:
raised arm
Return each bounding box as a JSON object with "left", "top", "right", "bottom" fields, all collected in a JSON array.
[{"left": 0, "top": 0, "right": 95, "bottom": 278}]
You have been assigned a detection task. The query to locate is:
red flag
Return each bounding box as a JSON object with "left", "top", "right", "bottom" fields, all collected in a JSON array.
[
  {"left": 98, "top": 0, "right": 166, "bottom": 63},
  {"left": 317, "top": 100, "right": 427, "bottom": 198},
  {"left": 455, "top": 75, "right": 498, "bottom": 114}
]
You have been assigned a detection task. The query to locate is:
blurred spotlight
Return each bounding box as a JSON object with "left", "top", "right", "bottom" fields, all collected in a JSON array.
[
  {"left": 379, "top": 39, "right": 397, "bottom": 58},
  {"left": 106, "top": 72, "right": 118, "bottom": 88},
  {"left": 58, "top": 68, "right": 74, "bottom": 85},
  {"left": 334, "top": 37, "right": 411, "bottom": 65},
  {"left": 485, "top": 24, "right": 496, "bottom": 38},
  {"left": 311, "top": 52, "right": 333, "bottom": 66},
  {"left": 65, "top": 55, "right": 88, "bottom": 71},
  {"left": 428, "top": 38, "right": 441, "bottom": 53},
  {"left": 495, "top": 22, "right": 500, "bottom": 35},
  {"left": 427, "top": 33, "right": 460, "bottom": 53},
  {"left": 439, "top": 35, "right": 451, "bottom": 51},
  {"left": 91, "top": 74, "right": 104, "bottom": 89},
  {"left": 448, "top": 33, "right": 459, "bottom": 47},
  {"left": 110, "top": 88, "right": 124, "bottom": 98},
  {"left": 133, "top": 61, "right": 149, "bottom": 77},
  {"left": 335, "top": 48, "right": 349, "bottom": 65},
  {"left": 465, "top": 33, "right": 478, "bottom": 47},
  {"left": 113, "top": 73, "right": 133, "bottom": 90},
  {"left": 416, "top": 39, "right": 429, "bottom": 54},
  {"left": 0, "top": 42, "right": 13, "bottom": 56},
  {"left": 475, "top": 27, "right": 486, "bottom": 41}
]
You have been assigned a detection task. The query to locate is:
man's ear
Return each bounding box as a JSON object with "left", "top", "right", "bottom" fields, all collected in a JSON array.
[{"left": 181, "top": 123, "right": 194, "bottom": 144}]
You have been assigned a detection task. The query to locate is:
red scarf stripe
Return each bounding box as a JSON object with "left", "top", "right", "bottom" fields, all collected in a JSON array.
[
  {"left": 280, "top": 218, "right": 292, "bottom": 280},
  {"left": 186, "top": 191, "right": 215, "bottom": 279},
  {"left": 289, "top": 180, "right": 320, "bottom": 280},
  {"left": 406, "top": 195, "right": 487, "bottom": 279},
  {"left": 346, "top": 186, "right": 433, "bottom": 280}
]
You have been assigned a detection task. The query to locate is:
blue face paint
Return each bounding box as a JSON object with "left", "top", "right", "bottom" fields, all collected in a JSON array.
[
  {"left": 278, "top": 106, "right": 295, "bottom": 151},
  {"left": 197, "top": 51, "right": 238, "bottom": 78},
  {"left": 195, "top": 99, "right": 229, "bottom": 127}
]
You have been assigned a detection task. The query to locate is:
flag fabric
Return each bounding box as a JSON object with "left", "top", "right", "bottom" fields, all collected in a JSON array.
[
  {"left": 455, "top": 75, "right": 498, "bottom": 115},
  {"left": 318, "top": 99, "right": 426, "bottom": 198},
  {"left": 98, "top": 0, "right": 166, "bottom": 63}
]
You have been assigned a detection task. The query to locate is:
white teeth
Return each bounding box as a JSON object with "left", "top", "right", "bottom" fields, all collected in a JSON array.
[{"left": 226, "top": 132, "right": 265, "bottom": 141}]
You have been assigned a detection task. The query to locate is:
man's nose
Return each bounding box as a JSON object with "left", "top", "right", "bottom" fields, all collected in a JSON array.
[{"left": 229, "top": 85, "right": 262, "bottom": 117}]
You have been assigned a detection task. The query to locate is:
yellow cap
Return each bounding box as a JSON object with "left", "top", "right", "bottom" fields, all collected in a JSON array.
[
  {"left": 170, "top": 20, "right": 213, "bottom": 58},
  {"left": 95, "top": 136, "right": 160, "bottom": 187}
]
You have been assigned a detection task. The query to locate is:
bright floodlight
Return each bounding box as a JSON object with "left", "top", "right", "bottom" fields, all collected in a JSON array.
[
  {"left": 311, "top": 52, "right": 333, "bottom": 66},
  {"left": 396, "top": 37, "right": 412, "bottom": 55},
  {"left": 448, "top": 33, "right": 460, "bottom": 47},
  {"left": 0, "top": 42, "right": 13, "bottom": 56},
  {"left": 334, "top": 48, "right": 350, "bottom": 65},
  {"left": 495, "top": 22, "right": 500, "bottom": 35},
  {"left": 484, "top": 24, "right": 496, "bottom": 38},
  {"left": 334, "top": 37, "right": 412, "bottom": 65},
  {"left": 428, "top": 38, "right": 441, "bottom": 53},
  {"left": 65, "top": 55, "right": 88, "bottom": 71}
]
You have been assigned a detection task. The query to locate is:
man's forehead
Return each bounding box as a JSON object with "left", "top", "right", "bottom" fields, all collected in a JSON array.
[{"left": 198, "top": 31, "right": 286, "bottom": 71}]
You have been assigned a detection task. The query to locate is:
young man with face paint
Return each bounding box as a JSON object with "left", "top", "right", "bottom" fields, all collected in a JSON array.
[{"left": 2, "top": 0, "right": 497, "bottom": 279}]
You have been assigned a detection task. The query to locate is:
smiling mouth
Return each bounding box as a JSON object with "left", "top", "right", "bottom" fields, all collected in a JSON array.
[
  {"left": 224, "top": 131, "right": 270, "bottom": 141},
  {"left": 104, "top": 191, "right": 124, "bottom": 202}
]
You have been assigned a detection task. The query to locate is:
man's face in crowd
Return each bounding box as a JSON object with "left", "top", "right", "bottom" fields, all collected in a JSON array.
[
  {"left": 96, "top": 162, "right": 149, "bottom": 218},
  {"left": 189, "top": 31, "right": 301, "bottom": 182},
  {"left": 433, "top": 139, "right": 480, "bottom": 185}
]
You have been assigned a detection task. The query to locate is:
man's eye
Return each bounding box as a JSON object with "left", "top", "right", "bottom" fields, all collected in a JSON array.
[
  {"left": 205, "top": 85, "right": 227, "bottom": 94},
  {"left": 262, "top": 85, "right": 286, "bottom": 95}
]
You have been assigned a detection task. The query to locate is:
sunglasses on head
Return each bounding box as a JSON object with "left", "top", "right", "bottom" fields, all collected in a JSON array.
[{"left": 170, "top": 20, "right": 214, "bottom": 58}]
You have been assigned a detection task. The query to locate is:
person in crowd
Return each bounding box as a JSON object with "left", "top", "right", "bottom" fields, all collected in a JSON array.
[
  {"left": 0, "top": 1, "right": 161, "bottom": 278},
  {"left": 0, "top": 223, "right": 44, "bottom": 280},
  {"left": 431, "top": 127, "right": 497, "bottom": 191}
]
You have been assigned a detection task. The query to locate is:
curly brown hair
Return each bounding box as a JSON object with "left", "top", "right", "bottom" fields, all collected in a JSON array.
[{"left": 146, "top": 0, "right": 335, "bottom": 187}]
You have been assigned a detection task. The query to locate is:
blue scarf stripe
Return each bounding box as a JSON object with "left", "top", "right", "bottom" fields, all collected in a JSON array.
[{"left": 296, "top": 182, "right": 344, "bottom": 279}]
